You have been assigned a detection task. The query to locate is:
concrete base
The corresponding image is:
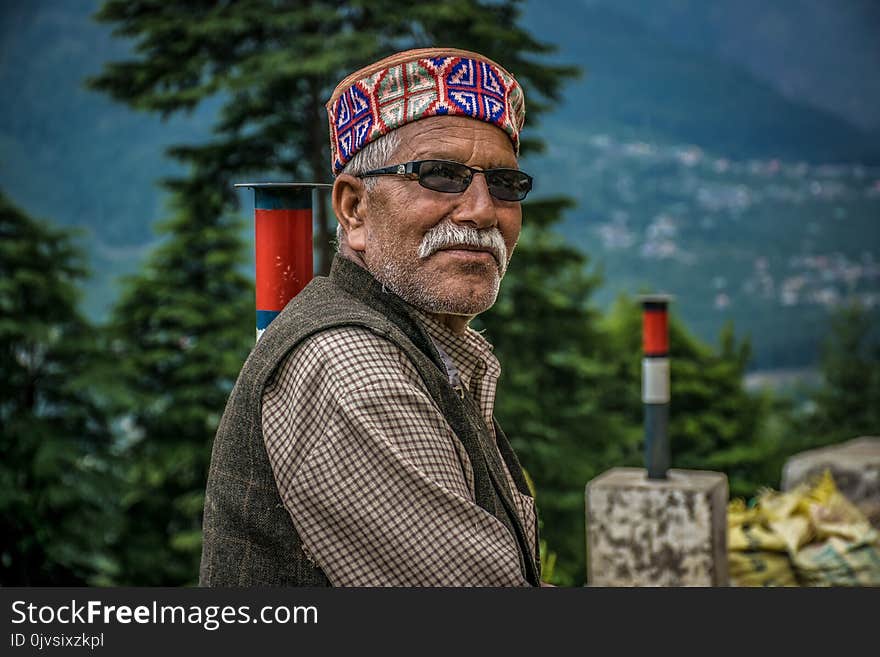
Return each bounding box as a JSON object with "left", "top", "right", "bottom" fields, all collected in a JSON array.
[
  {"left": 782, "top": 436, "right": 880, "bottom": 529},
  {"left": 585, "top": 467, "right": 729, "bottom": 587}
]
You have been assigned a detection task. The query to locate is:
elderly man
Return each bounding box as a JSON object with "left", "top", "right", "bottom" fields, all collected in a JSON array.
[{"left": 199, "top": 47, "right": 540, "bottom": 587}]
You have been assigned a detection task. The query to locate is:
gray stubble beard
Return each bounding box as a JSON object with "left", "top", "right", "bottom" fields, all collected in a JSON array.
[{"left": 369, "top": 218, "right": 512, "bottom": 316}]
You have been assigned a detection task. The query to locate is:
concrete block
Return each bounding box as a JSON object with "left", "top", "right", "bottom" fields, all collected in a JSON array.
[
  {"left": 585, "top": 467, "right": 729, "bottom": 587},
  {"left": 782, "top": 436, "right": 880, "bottom": 528}
]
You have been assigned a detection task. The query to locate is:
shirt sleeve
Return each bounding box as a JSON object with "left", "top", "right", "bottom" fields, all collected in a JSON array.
[{"left": 261, "top": 327, "right": 530, "bottom": 587}]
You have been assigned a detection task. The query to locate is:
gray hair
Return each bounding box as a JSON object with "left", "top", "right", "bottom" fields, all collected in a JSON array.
[{"left": 336, "top": 131, "right": 401, "bottom": 250}]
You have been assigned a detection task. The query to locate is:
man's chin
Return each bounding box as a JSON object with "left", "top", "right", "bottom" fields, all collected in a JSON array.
[
  {"left": 368, "top": 257, "right": 501, "bottom": 316},
  {"left": 413, "top": 284, "right": 500, "bottom": 316}
]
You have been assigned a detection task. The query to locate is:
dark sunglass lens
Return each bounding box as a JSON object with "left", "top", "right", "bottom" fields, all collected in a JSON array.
[
  {"left": 417, "top": 161, "right": 471, "bottom": 193},
  {"left": 486, "top": 169, "right": 532, "bottom": 201}
]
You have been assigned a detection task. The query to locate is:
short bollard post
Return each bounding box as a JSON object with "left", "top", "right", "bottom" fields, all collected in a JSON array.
[
  {"left": 641, "top": 295, "right": 672, "bottom": 480},
  {"left": 584, "top": 294, "right": 729, "bottom": 586}
]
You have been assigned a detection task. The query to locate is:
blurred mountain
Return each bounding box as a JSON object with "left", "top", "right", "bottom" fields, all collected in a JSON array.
[
  {"left": 522, "top": 0, "right": 880, "bottom": 162},
  {"left": 0, "top": 0, "right": 216, "bottom": 317},
  {"left": 520, "top": 0, "right": 880, "bottom": 369},
  {"left": 588, "top": 0, "right": 880, "bottom": 135},
  {"left": 0, "top": 0, "right": 877, "bottom": 370}
]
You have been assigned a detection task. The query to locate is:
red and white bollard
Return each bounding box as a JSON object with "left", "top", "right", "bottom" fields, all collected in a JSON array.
[
  {"left": 235, "top": 182, "right": 331, "bottom": 341},
  {"left": 641, "top": 295, "right": 672, "bottom": 479}
]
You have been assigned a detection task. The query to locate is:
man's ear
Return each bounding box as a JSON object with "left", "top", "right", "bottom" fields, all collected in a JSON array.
[{"left": 332, "top": 174, "right": 367, "bottom": 252}]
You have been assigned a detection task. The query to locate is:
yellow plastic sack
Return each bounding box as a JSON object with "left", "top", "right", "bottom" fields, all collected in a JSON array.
[
  {"left": 784, "top": 471, "right": 880, "bottom": 587},
  {"left": 727, "top": 498, "right": 798, "bottom": 587},
  {"left": 728, "top": 550, "right": 799, "bottom": 587},
  {"left": 728, "top": 470, "right": 880, "bottom": 587}
]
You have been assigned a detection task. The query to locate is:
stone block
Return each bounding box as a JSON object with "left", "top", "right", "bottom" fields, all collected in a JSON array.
[
  {"left": 781, "top": 436, "right": 880, "bottom": 528},
  {"left": 585, "top": 467, "right": 729, "bottom": 587}
]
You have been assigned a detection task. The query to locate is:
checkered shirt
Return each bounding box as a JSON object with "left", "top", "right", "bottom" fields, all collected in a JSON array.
[{"left": 261, "top": 308, "right": 537, "bottom": 587}]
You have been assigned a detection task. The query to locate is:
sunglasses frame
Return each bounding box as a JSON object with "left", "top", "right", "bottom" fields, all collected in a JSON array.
[{"left": 356, "top": 159, "right": 533, "bottom": 201}]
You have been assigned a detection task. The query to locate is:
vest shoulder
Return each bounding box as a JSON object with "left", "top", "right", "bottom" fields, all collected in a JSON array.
[{"left": 277, "top": 276, "right": 395, "bottom": 332}]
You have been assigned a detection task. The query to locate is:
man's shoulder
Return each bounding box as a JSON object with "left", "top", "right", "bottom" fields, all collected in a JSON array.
[
  {"left": 270, "top": 324, "right": 421, "bottom": 397},
  {"left": 294, "top": 325, "right": 406, "bottom": 366}
]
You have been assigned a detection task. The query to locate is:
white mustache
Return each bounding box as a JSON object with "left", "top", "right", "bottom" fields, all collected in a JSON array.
[{"left": 418, "top": 219, "right": 508, "bottom": 273}]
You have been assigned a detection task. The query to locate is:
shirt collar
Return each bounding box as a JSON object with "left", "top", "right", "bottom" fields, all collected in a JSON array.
[{"left": 409, "top": 307, "right": 501, "bottom": 385}]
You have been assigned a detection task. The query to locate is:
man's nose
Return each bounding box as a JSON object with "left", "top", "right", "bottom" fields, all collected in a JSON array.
[{"left": 452, "top": 172, "right": 497, "bottom": 229}]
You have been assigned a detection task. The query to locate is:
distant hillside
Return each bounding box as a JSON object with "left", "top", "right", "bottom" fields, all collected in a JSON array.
[
  {"left": 590, "top": 0, "right": 880, "bottom": 135},
  {"left": 0, "top": 0, "right": 216, "bottom": 317},
  {"left": 0, "top": 1, "right": 217, "bottom": 245},
  {"left": 526, "top": 128, "right": 880, "bottom": 368},
  {"left": 519, "top": 0, "right": 880, "bottom": 369},
  {"left": 522, "top": 0, "right": 880, "bottom": 163}
]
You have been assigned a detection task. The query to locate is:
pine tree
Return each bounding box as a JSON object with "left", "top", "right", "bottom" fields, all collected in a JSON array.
[
  {"left": 808, "top": 302, "right": 880, "bottom": 444},
  {"left": 0, "top": 192, "right": 117, "bottom": 585},
  {"left": 104, "top": 182, "right": 253, "bottom": 585}
]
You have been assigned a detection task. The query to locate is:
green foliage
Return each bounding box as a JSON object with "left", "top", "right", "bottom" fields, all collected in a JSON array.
[
  {"left": 103, "top": 183, "right": 253, "bottom": 585},
  {"left": 0, "top": 192, "right": 118, "bottom": 585},
  {"left": 811, "top": 303, "right": 880, "bottom": 438},
  {"left": 776, "top": 302, "right": 880, "bottom": 460}
]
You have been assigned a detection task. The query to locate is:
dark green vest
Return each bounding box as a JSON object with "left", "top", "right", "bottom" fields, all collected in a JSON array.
[{"left": 199, "top": 255, "right": 540, "bottom": 586}]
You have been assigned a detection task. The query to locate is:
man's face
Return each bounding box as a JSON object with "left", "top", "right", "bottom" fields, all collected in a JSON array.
[{"left": 360, "top": 116, "right": 523, "bottom": 317}]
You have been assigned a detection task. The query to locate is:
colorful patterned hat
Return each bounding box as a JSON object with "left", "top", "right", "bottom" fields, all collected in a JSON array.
[{"left": 326, "top": 47, "right": 526, "bottom": 175}]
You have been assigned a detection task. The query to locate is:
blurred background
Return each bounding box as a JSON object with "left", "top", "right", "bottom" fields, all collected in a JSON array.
[{"left": 2, "top": 0, "right": 878, "bottom": 586}]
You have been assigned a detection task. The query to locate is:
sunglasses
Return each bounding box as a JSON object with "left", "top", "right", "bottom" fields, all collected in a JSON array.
[{"left": 356, "top": 159, "right": 533, "bottom": 202}]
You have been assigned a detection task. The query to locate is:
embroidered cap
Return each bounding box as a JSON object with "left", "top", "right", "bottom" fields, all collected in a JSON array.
[{"left": 326, "top": 47, "right": 526, "bottom": 175}]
